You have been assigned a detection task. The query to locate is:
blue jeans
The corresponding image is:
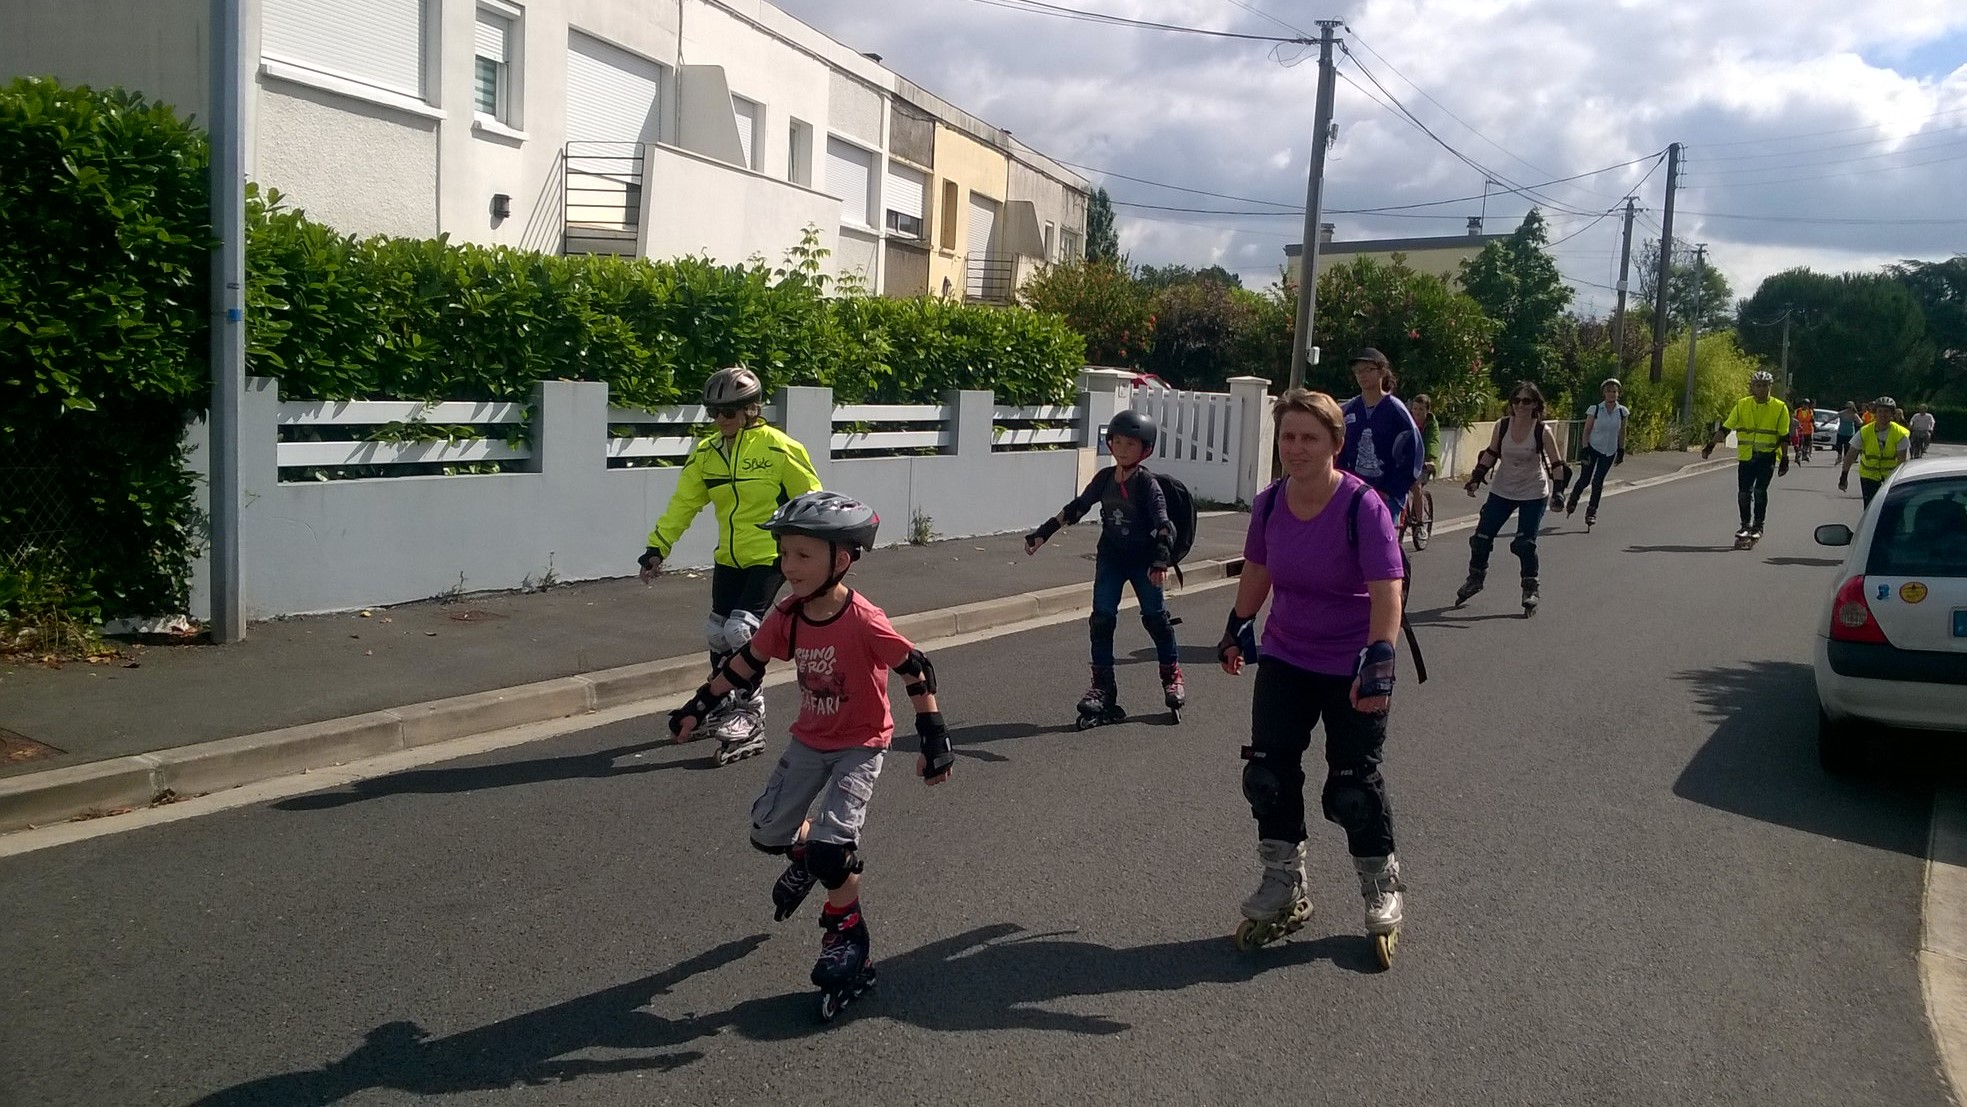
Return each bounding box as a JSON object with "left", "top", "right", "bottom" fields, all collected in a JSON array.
[
  {"left": 1091, "top": 557, "right": 1179, "bottom": 669},
  {"left": 1468, "top": 494, "right": 1547, "bottom": 579}
]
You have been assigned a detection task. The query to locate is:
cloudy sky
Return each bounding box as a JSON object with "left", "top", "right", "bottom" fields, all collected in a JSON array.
[{"left": 773, "top": 0, "right": 1967, "bottom": 317}]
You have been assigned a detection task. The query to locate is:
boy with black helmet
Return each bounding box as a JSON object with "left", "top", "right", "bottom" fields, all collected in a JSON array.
[
  {"left": 639, "top": 366, "right": 822, "bottom": 765},
  {"left": 670, "top": 490, "right": 953, "bottom": 1021},
  {"left": 1024, "top": 409, "right": 1183, "bottom": 728}
]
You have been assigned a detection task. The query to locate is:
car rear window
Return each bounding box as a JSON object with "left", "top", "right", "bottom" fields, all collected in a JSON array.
[{"left": 1867, "top": 477, "right": 1967, "bottom": 577}]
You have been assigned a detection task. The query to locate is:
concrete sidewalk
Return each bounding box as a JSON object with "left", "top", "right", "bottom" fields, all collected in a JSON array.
[{"left": 0, "top": 446, "right": 1716, "bottom": 829}]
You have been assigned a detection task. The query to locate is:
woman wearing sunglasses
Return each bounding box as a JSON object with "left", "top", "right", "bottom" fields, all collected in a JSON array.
[
  {"left": 640, "top": 367, "right": 823, "bottom": 765},
  {"left": 1456, "top": 382, "right": 1567, "bottom": 616}
]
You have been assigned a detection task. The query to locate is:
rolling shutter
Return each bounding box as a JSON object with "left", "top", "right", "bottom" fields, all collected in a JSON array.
[
  {"left": 262, "top": 0, "right": 424, "bottom": 99},
  {"left": 884, "top": 164, "right": 925, "bottom": 220},
  {"left": 566, "top": 32, "right": 662, "bottom": 145},
  {"left": 967, "top": 194, "right": 998, "bottom": 258},
  {"left": 826, "top": 137, "right": 874, "bottom": 226},
  {"left": 733, "top": 97, "right": 759, "bottom": 170}
]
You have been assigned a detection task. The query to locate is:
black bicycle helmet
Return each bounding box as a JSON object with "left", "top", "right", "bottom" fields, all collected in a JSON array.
[
  {"left": 1107, "top": 408, "right": 1159, "bottom": 451},
  {"left": 760, "top": 491, "right": 880, "bottom": 559},
  {"left": 703, "top": 366, "right": 764, "bottom": 407}
]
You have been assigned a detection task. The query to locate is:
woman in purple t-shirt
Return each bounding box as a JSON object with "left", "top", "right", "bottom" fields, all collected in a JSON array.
[{"left": 1216, "top": 389, "right": 1408, "bottom": 967}]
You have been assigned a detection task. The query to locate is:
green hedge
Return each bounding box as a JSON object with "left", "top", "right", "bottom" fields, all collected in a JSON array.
[
  {"left": 247, "top": 193, "right": 1084, "bottom": 407},
  {"left": 1, "top": 78, "right": 210, "bottom": 624}
]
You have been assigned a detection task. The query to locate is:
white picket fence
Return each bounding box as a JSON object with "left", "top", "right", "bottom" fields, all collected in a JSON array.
[{"left": 1128, "top": 382, "right": 1244, "bottom": 503}]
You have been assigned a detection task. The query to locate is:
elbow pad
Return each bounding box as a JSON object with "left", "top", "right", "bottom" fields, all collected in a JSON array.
[{"left": 895, "top": 649, "right": 938, "bottom": 697}]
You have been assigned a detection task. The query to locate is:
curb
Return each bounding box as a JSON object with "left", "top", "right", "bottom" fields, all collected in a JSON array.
[
  {"left": 0, "top": 557, "right": 1246, "bottom": 833},
  {"left": 1924, "top": 788, "right": 1967, "bottom": 1105}
]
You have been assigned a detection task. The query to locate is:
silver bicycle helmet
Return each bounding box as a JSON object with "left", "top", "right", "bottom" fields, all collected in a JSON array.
[
  {"left": 703, "top": 366, "right": 764, "bottom": 407},
  {"left": 760, "top": 491, "right": 880, "bottom": 560},
  {"left": 1750, "top": 370, "right": 1775, "bottom": 385}
]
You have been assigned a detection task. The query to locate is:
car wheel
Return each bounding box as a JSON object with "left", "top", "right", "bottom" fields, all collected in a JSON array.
[{"left": 1817, "top": 707, "right": 1863, "bottom": 776}]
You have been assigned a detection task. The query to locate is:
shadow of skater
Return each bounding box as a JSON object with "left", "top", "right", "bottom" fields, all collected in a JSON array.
[
  {"left": 1123, "top": 643, "right": 1224, "bottom": 666},
  {"left": 1670, "top": 660, "right": 1930, "bottom": 857},
  {"left": 189, "top": 935, "right": 767, "bottom": 1104},
  {"left": 944, "top": 721, "right": 1078, "bottom": 764},
  {"left": 1762, "top": 556, "right": 1843, "bottom": 568},
  {"left": 699, "top": 923, "right": 1378, "bottom": 1040},
  {"left": 274, "top": 738, "right": 683, "bottom": 811},
  {"left": 1624, "top": 544, "right": 1738, "bottom": 554}
]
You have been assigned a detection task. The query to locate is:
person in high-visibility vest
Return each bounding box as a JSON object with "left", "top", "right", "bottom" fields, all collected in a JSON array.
[
  {"left": 1839, "top": 395, "right": 1912, "bottom": 509},
  {"left": 1701, "top": 370, "right": 1790, "bottom": 542}
]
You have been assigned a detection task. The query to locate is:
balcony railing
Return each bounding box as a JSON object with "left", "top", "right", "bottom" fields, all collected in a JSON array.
[
  {"left": 964, "top": 253, "right": 1016, "bottom": 304},
  {"left": 563, "top": 141, "right": 644, "bottom": 256}
]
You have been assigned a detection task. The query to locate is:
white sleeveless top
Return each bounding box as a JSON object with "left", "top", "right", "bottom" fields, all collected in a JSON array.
[{"left": 1489, "top": 418, "right": 1550, "bottom": 502}]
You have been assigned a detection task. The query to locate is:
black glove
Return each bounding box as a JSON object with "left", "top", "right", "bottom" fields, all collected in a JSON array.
[
  {"left": 1778, "top": 455, "right": 1790, "bottom": 477},
  {"left": 1614, "top": 447, "right": 1625, "bottom": 466},
  {"left": 638, "top": 546, "right": 664, "bottom": 573},
  {"left": 1700, "top": 443, "right": 1714, "bottom": 461},
  {"left": 668, "top": 683, "right": 721, "bottom": 738},
  {"left": 1024, "top": 517, "right": 1062, "bottom": 554},
  {"left": 917, "top": 711, "right": 953, "bottom": 779},
  {"left": 1838, "top": 471, "right": 1849, "bottom": 492},
  {"left": 1218, "top": 610, "right": 1259, "bottom": 667},
  {"left": 1354, "top": 640, "right": 1397, "bottom": 705},
  {"left": 1465, "top": 452, "right": 1496, "bottom": 493},
  {"left": 1150, "top": 537, "right": 1173, "bottom": 572}
]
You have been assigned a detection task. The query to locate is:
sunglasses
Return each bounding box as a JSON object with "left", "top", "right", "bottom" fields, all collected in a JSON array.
[
  {"left": 1512, "top": 397, "right": 1537, "bottom": 405},
  {"left": 709, "top": 404, "right": 749, "bottom": 419}
]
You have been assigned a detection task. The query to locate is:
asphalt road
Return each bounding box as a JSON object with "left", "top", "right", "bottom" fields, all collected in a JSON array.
[{"left": 0, "top": 456, "right": 1952, "bottom": 1106}]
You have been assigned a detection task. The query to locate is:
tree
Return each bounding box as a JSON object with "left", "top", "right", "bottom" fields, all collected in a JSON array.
[
  {"left": 1085, "top": 187, "right": 1120, "bottom": 265},
  {"left": 1458, "top": 209, "right": 1574, "bottom": 395},
  {"left": 1889, "top": 256, "right": 1967, "bottom": 401},
  {"left": 1636, "top": 240, "right": 1734, "bottom": 334},
  {"left": 1134, "top": 263, "right": 1241, "bottom": 293},
  {"left": 1737, "top": 268, "right": 1931, "bottom": 405},
  {"left": 1017, "top": 256, "right": 1153, "bottom": 366},
  {"left": 1140, "top": 281, "right": 1260, "bottom": 388},
  {"left": 1281, "top": 256, "right": 1497, "bottom": 425}
]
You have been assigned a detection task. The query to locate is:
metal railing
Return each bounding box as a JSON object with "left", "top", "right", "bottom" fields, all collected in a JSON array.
[
  {"left": 964, "top": 253, "right": 1016, "bottom": 304},
  {"left": 562, "top": 141, "right": 645, "bottom": 256}
]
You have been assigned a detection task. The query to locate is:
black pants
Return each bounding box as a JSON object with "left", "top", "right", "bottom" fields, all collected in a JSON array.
[
  {"left": 1568, "top": 449, "right": 1614, "bottom": 516},
  {"left": 1736, "top": 453, "right": 1776, "bottom": 527},
  {"left": 711, "top": 563, "right": 785, "bottom": 620},
  {"left": 1860, "top": 476, "right": 1883, "bottom": 508},
  {"left": 1244, "top": 657, "right": 1395, "bottom": 857}
]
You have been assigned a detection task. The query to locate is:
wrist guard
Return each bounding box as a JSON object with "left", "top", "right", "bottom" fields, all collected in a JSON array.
[
  {"left": 917, "top": 711, "right": 953, "bottom": 778},
  {"left": 1355, "top": 640, "right": 1397, "bottom": 701}
]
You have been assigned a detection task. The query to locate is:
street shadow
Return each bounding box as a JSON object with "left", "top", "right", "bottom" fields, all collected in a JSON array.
[
  {"left": 1670, "top": 660, "right": 1932, "bottom": 857},
  {"left": 1406, "top": 605, "right": 1532, "bottom": 627},
  {"left": 273, "top": 738, "right": 695, "bottom": 811},
  {"left": 1124, "top": 643, "right": 1226, "bottom": 666},
  {"left": 191, "top": 924, "right": 1368, "bottom": 1104},
  {"left": 1624, "top": 544, "right": 1739, "bottom": 554},
  {"left": 1763, "top": 556, "right": 1843, "bottom": 568},
  {"left": 187, "top": 934, "right": 768, "bottom": 1105},
  {"left": 944, "top": 721, "right": 1078, "bottom": 764}
]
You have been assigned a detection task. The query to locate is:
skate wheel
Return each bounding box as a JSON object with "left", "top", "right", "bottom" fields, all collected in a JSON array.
[
  {"left": 1170, "top": 707, "right": 1182, "bottom": 724},
  {"left": 1075, "top": 715, "right": 1097, "bottom": 732},
  {"left": 1374, "top": 931, "right": 1397, "bottom": 969},
  {"left": 819, "top": 992, "right": 842, "bottom": 1022},
  {"left": 1233, "top": 919, "right": 1261, "bottom": 951}
]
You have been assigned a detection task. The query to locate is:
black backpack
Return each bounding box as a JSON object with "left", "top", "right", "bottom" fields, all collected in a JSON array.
[
  {"left": 1152, "top": 471, "right": 1198, "bottom": 579},
  {"left": 1253, "top": 478, "right": 1429, "bottom": 684}
]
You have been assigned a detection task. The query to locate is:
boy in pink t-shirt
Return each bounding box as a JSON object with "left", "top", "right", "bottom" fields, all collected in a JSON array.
[{"left": 670, "top": 491, "right": 951, "bottom": 1020}]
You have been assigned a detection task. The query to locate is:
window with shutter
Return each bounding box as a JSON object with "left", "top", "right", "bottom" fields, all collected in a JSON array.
[
  {"left": 732, "top": 96, "right": 760, "bottom": 171},
  {"left": 262, "top": 0, "right": 427, "bottom": 101},
  {"left": 884, "top": 164, "right": 926, "bottom": 240},
  {"left": 473, "top": 8, "right": 515, "bottom": 121},
  {"left": 565, "top": 32, "right": 664, "bottom": 146},
  {"left": 826, "top": 138, "right": 874, "bottom": 228}
]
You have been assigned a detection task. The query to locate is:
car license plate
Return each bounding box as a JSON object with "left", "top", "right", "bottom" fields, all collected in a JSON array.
[{"left": 1956, "top": 609, "right": 1967, "bottom": 638}]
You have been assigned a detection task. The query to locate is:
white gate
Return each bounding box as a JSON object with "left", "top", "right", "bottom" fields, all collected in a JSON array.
[{"left": 1129, "top": 382, "right": 1241, "bottom": 503}]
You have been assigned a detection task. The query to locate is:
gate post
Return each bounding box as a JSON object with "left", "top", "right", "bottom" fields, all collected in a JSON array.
[{"left": 1227, "top": 376, "right": 1272, "bottom": 505}]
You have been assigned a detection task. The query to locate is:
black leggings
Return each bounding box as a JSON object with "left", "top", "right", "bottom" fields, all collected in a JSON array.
[
  {"left": 1736, "top": 453, "right": 1776, "bottom": 527},
  {"left": 1244, "top": 656, "right": 1395, "bottom": 857},
  {"left": 710, "top": 563, "right": 784, "bottom": 620},
  {"left": 1568, "top": 450, "right": 1614, "bottom": 515}
]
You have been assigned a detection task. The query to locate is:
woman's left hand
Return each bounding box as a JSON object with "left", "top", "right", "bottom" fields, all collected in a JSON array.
[
  {"left": 1350, "top": 678, "right": 1390, "bottom": 716},
  {"left": 1149, "top": 567, "right": 1168, "bottom": 587}
]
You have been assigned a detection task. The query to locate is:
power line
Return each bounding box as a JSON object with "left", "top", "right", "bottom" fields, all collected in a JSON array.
[
  {"left": 1672, "top": 208, "right": 1967, "bottom": 226},
  {"left": 1687, "top": 127, "right": 1967, "bottom": 165},
  {"left": 1059, "top": 161, "right": 1297, "bottom": 209},
  {"left": 1685, "top": 144, "right": 1967, "bottom": 188},
  {"left": 1686, "top": 132, "right": 1967, "bottom": 176},
  {"left": 955, "top": 0, "right": 1308, "bottom": 42},
  {"left": 1685, "top": 105, "right": 1967, "bottom": 151}
]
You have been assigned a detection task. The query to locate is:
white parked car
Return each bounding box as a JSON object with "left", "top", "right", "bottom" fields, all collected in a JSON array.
[{"left": 1813, "top": 453, "right": 1967, "bottom": 772}]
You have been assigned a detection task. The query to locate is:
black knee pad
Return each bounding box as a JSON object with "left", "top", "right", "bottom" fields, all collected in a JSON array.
[
  {"left": 805, "top": 841, "right": 863, "bottom": 890},
  {"left": 749, "top": 836, "right": 793, "bottom": 856},
  {"left": 1321, "top": 769, "right": 1383, "bottom": 832},
  {"left": 1240, "top": 749, "right": 1286, "bottom": 820},
  {"left": 1089, "top": 611, "right": 1117, "bottom": 637},
  {"left": 1509, "top": 533, "right": 1536, "bottom": 560},
  {"left": 1469, "top": 533, "right": 1494, "bottom": 556},
  {"left": 1140, "top": 609, "right": 1174, "bottom": 635}
]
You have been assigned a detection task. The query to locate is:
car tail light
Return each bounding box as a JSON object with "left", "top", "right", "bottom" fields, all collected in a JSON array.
[{"left": 1829, "top": 575, "right": 1888, "bottom": 644}]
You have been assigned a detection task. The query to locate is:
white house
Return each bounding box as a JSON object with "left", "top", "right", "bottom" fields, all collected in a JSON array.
[{"left": 2, "top": 0, "right": 1088, "bottom": 294}]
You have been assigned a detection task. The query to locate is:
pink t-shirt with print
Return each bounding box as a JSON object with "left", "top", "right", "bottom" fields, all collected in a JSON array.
[{"left": 750, "top": 591, "right": 916, "bottom": 751}]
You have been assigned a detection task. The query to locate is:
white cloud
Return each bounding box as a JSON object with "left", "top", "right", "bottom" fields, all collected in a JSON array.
[{"left": 773, "top": 0, "right": 1967, "bottom": 304}]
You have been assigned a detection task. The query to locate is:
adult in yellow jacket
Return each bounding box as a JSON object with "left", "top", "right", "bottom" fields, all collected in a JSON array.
[
  {"left": 638, "top": 367, "right": 822, "bottom": 763},
  {"left": 1701, "top": 370, "right": 1790, "bottom": 541},
  {"left": 1839, "top": 395, "right": 1911, "bottom": 509}
]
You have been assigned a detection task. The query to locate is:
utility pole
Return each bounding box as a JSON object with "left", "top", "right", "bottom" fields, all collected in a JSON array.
[
  {"left": 1612, "top": 197, "right": 1636, "bottom": 363},
  {"left": 209, "top": 0, "right": 247, "bottom": 642},
  {"left": 1679, "top": 243, "right": 1707, "bottom": 424},
  {"left": 1288, "top": 20, "right": 1341, "bottom": 393},
  {"left": 1648, "top": 142, "right": 1681, "bottom": 384},
  {"left": 1779, "top": 307, "right": 1794, "bottom": 398}
]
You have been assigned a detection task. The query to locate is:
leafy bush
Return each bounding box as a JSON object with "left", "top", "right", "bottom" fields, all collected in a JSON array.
[
  {"left": 249, "top": 196, "right": 1081, "bottom": 407},
  {"left": 0, "top": 78, "right": 209, "bottom": 624},
  {"left": 1298, "top": 256, "right": 1498, "bottom": 427},
  {"left": 1018, "top": 257, "right": 1155, "bottom": 367}
]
